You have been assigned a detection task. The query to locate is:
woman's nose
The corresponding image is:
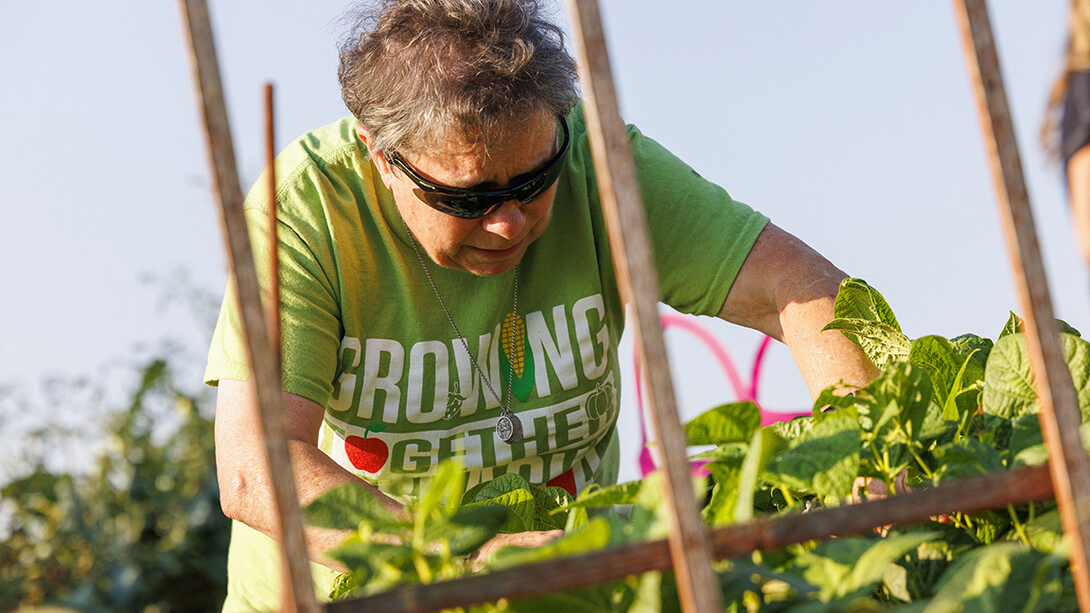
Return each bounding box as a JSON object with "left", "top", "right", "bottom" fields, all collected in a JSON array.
[{"left": 480, "top": 200, "right": 527, "bottom": 239}]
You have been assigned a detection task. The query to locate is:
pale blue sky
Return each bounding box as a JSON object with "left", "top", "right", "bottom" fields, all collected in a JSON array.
[{"left": 1, "top": 1, "right": 1081, "bottom": 481}]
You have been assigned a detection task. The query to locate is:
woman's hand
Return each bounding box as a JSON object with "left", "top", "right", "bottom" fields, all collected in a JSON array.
[{"left": 466, "top": 530, "right": 564, "bottom": 572}]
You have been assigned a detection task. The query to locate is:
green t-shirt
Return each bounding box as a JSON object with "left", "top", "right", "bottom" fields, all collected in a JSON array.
[{"left": 205, "top": 105, "right": 768, "bottom": 610}]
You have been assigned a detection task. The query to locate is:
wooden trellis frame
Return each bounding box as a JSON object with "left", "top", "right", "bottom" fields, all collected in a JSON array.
[{"left": 177, "top": 0, "right": 1090, "bottom": 611}]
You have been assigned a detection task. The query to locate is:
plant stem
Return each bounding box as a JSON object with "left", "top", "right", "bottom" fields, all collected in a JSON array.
[
  {"left": 411, "top": 509, "right": 433, "bottom": 583},
  {"left": 908, "top": 445, "right": 934, "bottom": 481},
  {"left": 1007, "top": 505, "right": 1031, "bottom": 546},
  {"left": 413, "top": 549, "right": 433, "bottom": 584},
  {"left": 780, "top": 488, "right": 797, "bottom": 507}
]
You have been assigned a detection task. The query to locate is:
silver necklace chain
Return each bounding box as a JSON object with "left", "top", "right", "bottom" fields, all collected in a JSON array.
[{"left": 401, "top": 219, "right": 518, "bottom": 418}]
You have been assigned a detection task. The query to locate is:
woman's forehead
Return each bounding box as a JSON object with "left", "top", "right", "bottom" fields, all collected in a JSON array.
[
  {"left": 410, "top": 110, "right": 554, "bottom": 156},
  {"left": 408, "top": 114, "right": 558, "bottom": 187}
]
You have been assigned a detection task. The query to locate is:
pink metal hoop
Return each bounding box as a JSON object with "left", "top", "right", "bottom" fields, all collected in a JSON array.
[{"left": 634, "top": 314, "right": 809, "bottom": 476}]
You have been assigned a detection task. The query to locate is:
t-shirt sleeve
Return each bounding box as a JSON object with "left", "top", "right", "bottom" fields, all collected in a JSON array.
[
  {"left": 204, "top": 163, "right": 345, "bottom": 408},
  {"left": 629, "top": 126, "right": 769, "bottom": 316}
]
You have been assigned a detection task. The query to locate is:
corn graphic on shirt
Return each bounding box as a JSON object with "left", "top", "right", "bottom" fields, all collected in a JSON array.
[{"left": 205, "top": 105, "right": 768, "bottom": 610}]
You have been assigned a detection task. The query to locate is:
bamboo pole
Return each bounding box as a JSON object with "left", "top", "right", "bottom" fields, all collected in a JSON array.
[
  {"left": 561, "top": 1, "right": 722, "bottom": 612},
  {"left": 177, "top": 3, "right": 319, "bottom": 612},
  {"left": 952, "top": 0, "right": 1090, "bottom": 609},
  {"left": 327, "top": 465, "right": 1055, "bottom": 613},
  {"left": 265, "top": 83, "right": 281, "bottom": 363}
]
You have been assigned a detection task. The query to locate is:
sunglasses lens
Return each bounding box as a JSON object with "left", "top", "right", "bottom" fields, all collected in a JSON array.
[{"left": 416, "top": 190, "right": 501, "bottom": 219}]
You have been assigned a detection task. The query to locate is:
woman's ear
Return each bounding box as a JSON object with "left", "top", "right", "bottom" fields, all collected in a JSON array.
[{"left": 357, "top": 126, "right": 395, "bottom": 189}]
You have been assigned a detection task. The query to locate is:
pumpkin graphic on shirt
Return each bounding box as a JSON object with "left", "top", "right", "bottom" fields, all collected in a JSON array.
[
  {"left": 345, "top": 422, "right": 389, "bottom": 473},
  {"left": 586, "top": 380, "right": 615, "bottom": 419}
]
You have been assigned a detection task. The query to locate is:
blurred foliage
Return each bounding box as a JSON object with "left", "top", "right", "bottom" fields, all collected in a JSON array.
[{"left": 0, "top": 355, "right": 229, "bottom": 612}]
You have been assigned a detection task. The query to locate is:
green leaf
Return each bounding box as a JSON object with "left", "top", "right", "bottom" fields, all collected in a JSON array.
[
  {"left": 765, "top": 416, "right": 861, "bottom": 500},
  {"left": 770, "top": 414, "right": 816, "bottom": 440},
  {"left": 932, "top": 438, "right": 1005, "bottom": 482},
  {"left": 417, "top": 459, "right": 465, "bottom": 518},
  {"left": 703, "top": 462, "right": 742, "bottom": 527},
  {"left": 926, "top": 542, "right": 1067, "bottom": 613},
  {"left": 488, "top": 517, "right": 612, "bottom": 570},
  {"left": 422, "top": 504, "right": 507, "bottom": 556},
  {"left": 951, "top": 333, "right": 994, "bottom": 371},
  {"left": 909, "top": 335, "right": 964, "bottom": 408},
  {"left": 791, "top": 533, "right": 936, "bottom": 601},
  {"left": 1001, "top": 312, "right": 1024, "bottom": 339},
  {"left": 823, "top": 318, "right": 911, "bottom": 371},
  {"left": 564, "top": 504, "right": 588, "bottom": 533},
  {"left": 940, "top": 349, "right": 984, "bottom": 423},
  {"left": 463, "top": 472, "right": 538, "bottom": 533},
  {"left": 529, "top": 484, "right": 573, "bottom": 530},
  {"left": 1001, "top": 312, "right": 1081, "bottom": 339},
  {"left": 328, "top": 572, "right": 359, "bottom": 601},
  {"left": 563, "top": 480, "right": 643, "bottom": 510},
  {"left": 861, "top": 362, "right": 934, "bottom": 445},
  {"left": 983, "top": 333, "right": 1090, "bottom": 420},
  {"left": 469, "top": 472, "right": 533, "bottom": 503},
  {"left": 627, "top": 571, "right": 666, "bottom": 613},
  {"left": 736, "top": 428, "right": 787, "bottom": 523},
  {"left": 813, "top": 386, "right": 860, "bottom": 416},
  {"left": 467, "top": 487, "right": 535, "bottom": 534},
  {"left": 1072, "top": 336, "right": 1090, "bottom": 420},
  {"left": 325, "top": 535, "right": 412, "bottom": 586},
  {"left": 719, "top": 557, "right": 818, "bottom": 604},
  {"left": 689, "top": 442, "right": 748, "bottom": 463},
  {"left": 684, "top": 401, "right": 761, "bottom": 446},
  {"left": 1063, "top": 320, "right": 1083, "bottom": 337},
  {"left": 509, "top": 580, "right": 633, "bottom": 613},
  {"left": 1008, "top": 414, "right": 1047, "bottom": 468},
  {"left": 833, "top": 278, "right": 903, "bottom": 330},
  {"left": 305, "top": 484, "right": 403, "bottom": 531},
  {"left": 1019, "top": 509, "right": 1066, "bottom": 553},
  {"left": 983, "top": 334, "right": 1038, "bottom": 419}
]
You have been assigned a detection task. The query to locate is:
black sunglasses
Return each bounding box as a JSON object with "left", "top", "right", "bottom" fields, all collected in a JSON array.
[{"left": 385, "top": 115, "right": 570, "bottom": 219}]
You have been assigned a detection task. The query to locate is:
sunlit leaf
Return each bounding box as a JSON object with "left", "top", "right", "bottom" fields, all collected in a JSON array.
[
  {"left": 833, "top": 278, "right": 903, "bottom": 331},
  {"left": 765, "top": 416, "right": 861, "bottom": 500},
  {"left": 488, "top": 517, "right": 612, "bottom": 570},
  {"left": 422, "top": 504, "right": 507, "bottom": 556},
  {"left": 305, "top": 483, "right": 403, "bottom": 531},
  {"left": 983, "top": 333, "right": 1090, "bottom": 420},
  {"left": 563, "top": 480, "right": 643, "bottom": 510},
  {"left": 790, "top": 533, "right": 935, "bottom": 601},
  {"left": 925, "top": 542, "right": 1066, "bottom": 613},
  {"left": 684, "top": 402, "right": 760, "bottom": 446},
  {"left": 736, "top": 428, "right": 787, "bottom": 523},
  {"left": 466, "top": 488, "right": 535, "bottom": 534},
  {"left": 823, "top": 318, "right": 911, "bottom": 371}
]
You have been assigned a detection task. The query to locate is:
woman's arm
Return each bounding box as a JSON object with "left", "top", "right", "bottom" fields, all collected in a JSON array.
[
  {"left": 717, "top": 222, "right": 880, "bottom": 399},
  {"left": 213, "top": 379, "right": 405, "bottom": 570}
]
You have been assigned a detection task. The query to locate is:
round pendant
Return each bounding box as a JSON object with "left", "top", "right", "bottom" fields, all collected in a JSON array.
[{"left": 496, "top": 413, "right": 523, "bottom": 443}]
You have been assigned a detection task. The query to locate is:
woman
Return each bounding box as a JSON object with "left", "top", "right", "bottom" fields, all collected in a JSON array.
[
  {"left": 1045, "top": 0, "right": 1090, "bottom": 268},
  {"left": 204, "top": 0, "right": 877, "bottom": 609}
]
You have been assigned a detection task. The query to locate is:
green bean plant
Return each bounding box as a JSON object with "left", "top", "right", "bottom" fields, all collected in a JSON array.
[{"left": 313, "top": 278, "right": 1088, "bottom": 612}]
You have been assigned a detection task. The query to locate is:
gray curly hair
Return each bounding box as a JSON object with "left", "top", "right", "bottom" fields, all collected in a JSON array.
[{"left": 338, "top": 0, "right": 580, "bottom": 155}]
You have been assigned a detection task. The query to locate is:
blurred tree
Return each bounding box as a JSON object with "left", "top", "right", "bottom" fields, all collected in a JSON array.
[{"left": 0, "top": 355, "right": 230, "bottom": 612}]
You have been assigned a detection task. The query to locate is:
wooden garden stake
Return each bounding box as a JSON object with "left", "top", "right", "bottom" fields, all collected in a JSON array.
[
  {"left": 563, "top": 1, "right": 723, "bottom": 612},
  {"left": 177, "top": 2, "right": 319, "bottom": 612},
  {"left": 953, "top": 0, "right": 1090, "bottom": 608}
]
